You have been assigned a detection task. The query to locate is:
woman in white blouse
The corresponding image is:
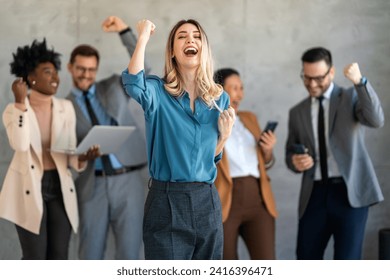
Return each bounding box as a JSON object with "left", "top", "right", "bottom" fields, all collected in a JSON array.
[{"left": 214, "top": 68, "right": 278, "bottom": 259}]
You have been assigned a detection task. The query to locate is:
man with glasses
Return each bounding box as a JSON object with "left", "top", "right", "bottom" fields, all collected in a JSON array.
[
  {"left": 66, "top": 16, "right": 151, "bottom": 259},
  {"left": 285, "top": 47, "right": 384, "bottom": 259}
]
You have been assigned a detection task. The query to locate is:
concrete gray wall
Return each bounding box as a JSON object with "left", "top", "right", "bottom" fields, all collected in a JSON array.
[{"left": 1, "top": 0, "right": 389, "bottom": 260}]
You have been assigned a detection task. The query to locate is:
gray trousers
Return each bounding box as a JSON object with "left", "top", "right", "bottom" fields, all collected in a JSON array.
[
  {"left": 78, "top": 171, "right": 145, "bottom": 259},
  {"left": 143, "top": 179, "right": 223, "bottom": 260}
]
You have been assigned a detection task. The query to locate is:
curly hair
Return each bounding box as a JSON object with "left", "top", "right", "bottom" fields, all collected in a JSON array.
[{"left": 10, "top": 38, "right": 61, "bottom": 87}]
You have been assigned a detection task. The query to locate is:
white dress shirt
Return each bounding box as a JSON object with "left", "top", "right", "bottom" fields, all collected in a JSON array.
[
  {"left": 311, "top": 82, "right": 341, "bottom": 180},
  {"left": 224, "top": 116, "right": 260, "bottom": 178}
]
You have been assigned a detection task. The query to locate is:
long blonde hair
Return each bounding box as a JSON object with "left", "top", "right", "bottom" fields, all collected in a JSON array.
[{"left": 164, "top": 19, "right": 223, "bottom": 106}]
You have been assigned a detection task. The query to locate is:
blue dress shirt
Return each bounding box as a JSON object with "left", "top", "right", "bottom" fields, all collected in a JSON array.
[
  {"left": 121, "top": 69, "right": 230, "bottom": 183},
  {"left": 71, "top": 85, "right": 123, "bottom": 170}
]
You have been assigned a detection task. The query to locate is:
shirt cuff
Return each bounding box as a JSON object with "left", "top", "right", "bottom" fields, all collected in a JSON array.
[
  {"left": 356, "top": 76, "right": 367, "bottom": 87},
  {"left": 121, "top": 69, "right": 145, "bottom": 87},
  {"left": 119, "top": 27, "right": 131, "bottom": 35}
]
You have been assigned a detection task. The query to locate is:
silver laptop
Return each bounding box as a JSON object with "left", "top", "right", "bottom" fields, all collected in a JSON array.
[{"left": 51, "top": 125, "right": 136, "bottom": 155}]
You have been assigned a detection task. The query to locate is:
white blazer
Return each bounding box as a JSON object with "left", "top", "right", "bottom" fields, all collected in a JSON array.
[{"left": 0, "top": 97, "right": 86, "bottom": 234}]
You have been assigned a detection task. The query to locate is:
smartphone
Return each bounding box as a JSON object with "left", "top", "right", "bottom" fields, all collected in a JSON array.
[
  {"left": 291, "top": 143, "right": 308, "bottom": 154},
  {"left": 263, "top": 121, "right": 278, "bottom": 133}
]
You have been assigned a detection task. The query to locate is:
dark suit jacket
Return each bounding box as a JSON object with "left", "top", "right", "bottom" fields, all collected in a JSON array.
[{"left": 285, "top": 82, "right": 384, "bottom": 218}]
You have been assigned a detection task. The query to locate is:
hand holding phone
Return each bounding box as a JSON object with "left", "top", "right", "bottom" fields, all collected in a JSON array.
[
  {"left": 291, "top": 144, "right": 313, "bottom": 171},
  {"left": 259, "top": 121, "right": 278, "bottom": 145},
  {"left": 263, "top": 121, "right": 278, "bottom": 134},
  {"left": 291, "top": 143, "right": 308, "bottom": 154}
]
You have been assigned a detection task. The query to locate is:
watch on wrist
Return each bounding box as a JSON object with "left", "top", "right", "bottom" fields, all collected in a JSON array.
[{"left": 358, "top": 76, "right": 367, "bottom": 86}]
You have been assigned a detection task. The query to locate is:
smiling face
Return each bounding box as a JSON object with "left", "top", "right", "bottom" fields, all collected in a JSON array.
[
  {"left": 28, "top": 62, "right": 59, "bottom": 96},
  {"left": 172, "top": 23, "right": 202, "bottom": 70},
  {"left": 223, "top": 74, "right": 244, "bottom": 111},
  {"left": 302, "top": 60, "right": 334, "bottom": 98},
  {"left": 67, "top": 55, "right": 98, "bottom": 91}
]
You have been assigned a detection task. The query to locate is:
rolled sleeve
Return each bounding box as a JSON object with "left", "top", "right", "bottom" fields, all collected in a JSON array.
[
  {"left": 122, "top": 70, "right": 165, "bottom": 121},
  {"left": 121, "top": 69, "right": 147, "bottom": 96},
  {"left": 122, "top": 69, "right": 154, "bottom": 115}
]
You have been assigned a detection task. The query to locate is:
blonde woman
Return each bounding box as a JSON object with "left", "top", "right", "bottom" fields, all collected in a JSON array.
[{"left": 121, "top": 19, "right": 235, "bottom": 259}]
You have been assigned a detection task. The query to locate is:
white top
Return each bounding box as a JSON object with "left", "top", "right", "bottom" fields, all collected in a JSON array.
[
  {"left": 311, "top": 82, "right": 341, "bottom": 180},
  {"left": 225, "top": 116, "right": 260, "bottom": 178}
]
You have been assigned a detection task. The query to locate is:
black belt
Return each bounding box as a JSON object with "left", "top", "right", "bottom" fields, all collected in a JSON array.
[
  {"left": 314, "top": 177, "right": 344, "bottom": 185},
  {"left": 95, "top": 163, "right": 147, "bottom": 177}
]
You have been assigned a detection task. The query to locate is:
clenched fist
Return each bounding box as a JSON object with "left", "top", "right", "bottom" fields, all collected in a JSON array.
[
  {"left": 136, "top": 19, "right": 156, "bottom": 42},
  {"left": 218, "top": 106, "right": 236, "bottom": 140},
  {"left": 344, "top": 63, "right": 363, "bottom": 85},
  {"left": 102, "top": 16, "right": 128, "bottom": 33},
  {"left": 12, "top": 78, "right": 28, "bottom": 104}
]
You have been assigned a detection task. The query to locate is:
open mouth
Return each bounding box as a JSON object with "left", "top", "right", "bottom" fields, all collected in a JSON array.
[
  {"left": 51, "top": 82, "right": 58, "bottom": 88},
  {"left": 184, "top": 47, "right": 198, "bottom": 55},
  {"left": 231, "top": 100, "right": 240, "bottom": 107}
]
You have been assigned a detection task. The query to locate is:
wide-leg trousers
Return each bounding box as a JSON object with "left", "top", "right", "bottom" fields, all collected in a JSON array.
[
  {"left": 143, "top": 179, "right": 223, "bottom": 260},
  {"left": 223, "top": 176, "right": 275, "bottom": 260}
]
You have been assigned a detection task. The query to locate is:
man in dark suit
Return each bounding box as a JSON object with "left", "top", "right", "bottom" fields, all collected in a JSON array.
[
  {"left": 66, "top": 16, "right": 151, "bottom": 259},
  {"left": 285, "top": 47, "right": 384, "bottom": 259}
]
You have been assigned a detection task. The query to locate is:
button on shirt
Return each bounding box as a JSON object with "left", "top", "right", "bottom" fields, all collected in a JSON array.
[
  {"left": 225, "top": 116, "right": 260, "bottom": 178},
  {"left": 71, "top": 85, "right": 123, "bottom": 170},
  {"left": 310, "top": 82, "right": 341, "bottom": 180},
  {"left": 121, "top": 69, "right": 230, "bottom": 183}
]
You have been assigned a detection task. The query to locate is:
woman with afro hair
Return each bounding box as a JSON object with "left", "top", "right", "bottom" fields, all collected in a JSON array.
[{"left": 0, "top": 39, "right": 99, "bottom": 259}]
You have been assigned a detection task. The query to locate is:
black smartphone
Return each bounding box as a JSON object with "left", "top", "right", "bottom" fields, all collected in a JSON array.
[
  {"left": 291, "top": 144, "right": 308, "bottom": 154},
  {"left": 263, "top": 121, "right": 278, "bottom": 133}
]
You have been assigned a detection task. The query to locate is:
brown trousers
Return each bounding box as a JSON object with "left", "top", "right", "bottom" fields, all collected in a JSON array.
[{"left": 223, "top": 176, "right": 275, "bottom": 259}]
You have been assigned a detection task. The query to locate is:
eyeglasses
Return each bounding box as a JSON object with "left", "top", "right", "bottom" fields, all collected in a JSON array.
[
  {"left": 300, "top": 67, "right": 331, "bottom": 84},
  {"left": 74, "top": 65, "right": 97, "bottom": 74}
]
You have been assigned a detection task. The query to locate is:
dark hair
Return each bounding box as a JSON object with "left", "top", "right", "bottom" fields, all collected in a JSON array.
[
  {"left": 69, "top": 44, "right": 100, "bottom": 64},
  {"left": 10, "top": 38, "right": 61, "bottom": 86},
  {"left": 301, "top": 47, "right": 332, "bottom": 67},
  {"left": 213, "top": 68, "right": 240, "bottom": 87}
]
